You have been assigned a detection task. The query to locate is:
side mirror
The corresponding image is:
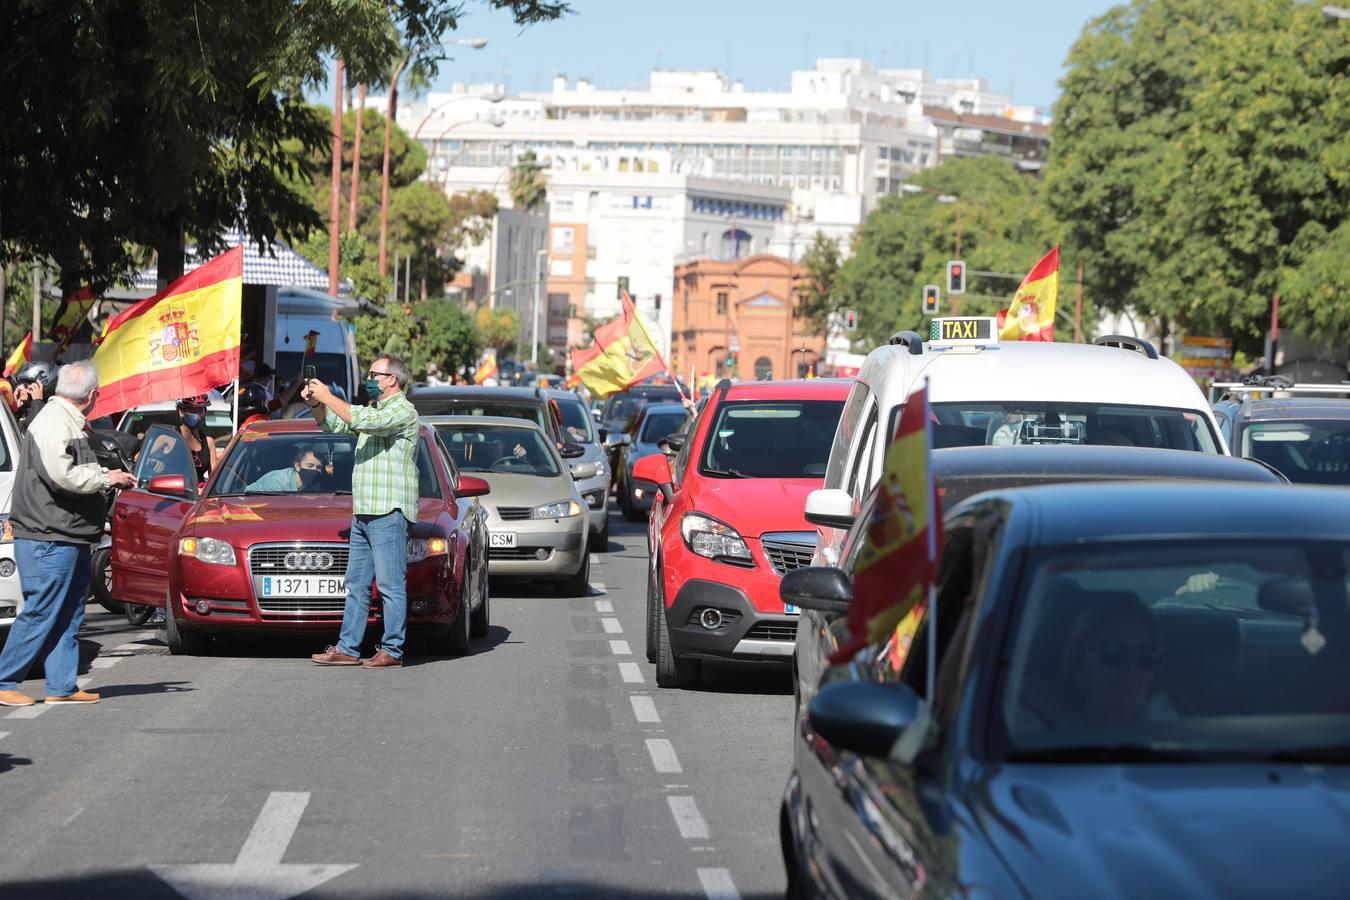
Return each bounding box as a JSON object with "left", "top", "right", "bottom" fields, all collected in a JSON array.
[
  {"left": 805, "top": 488, "right": 856, "bottom": 530},
  {"left": 604, "top": 432, "right": 629, "bottom": 449},
  {"left": 571, "top": 462, "right": 599, "bottom": 480},
  {"left": 664, "top": 433, "right": 686, "bottom": 453},
  {"left": 780, "top": 566, "right": 852, "bottom": 614},
  {"left": 633, "top": 452, "right": 674, "bottom": 502},
  {"left": 560, "top": 442, "right": 587, "bottom": 459},
  {"left": 592, "top": 409, "right": 602, "bottom": 422},
  {"left": 456, "top": 475, "right": 491, "bottom": 498},
  {"left": 808, "top": 680, "right": 928, "bottom": 763},
  {"left": 145, "top": 474, "right": 190, "bottom": 498}
]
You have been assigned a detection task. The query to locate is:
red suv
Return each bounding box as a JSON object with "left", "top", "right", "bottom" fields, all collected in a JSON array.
[{"left": 634, "top": 379, "right": 849, "bottom": 688}]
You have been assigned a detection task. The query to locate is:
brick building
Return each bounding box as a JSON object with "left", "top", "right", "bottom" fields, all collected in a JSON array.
[{"left": 671, "top": 255, "right": 826, "bottom": 383}]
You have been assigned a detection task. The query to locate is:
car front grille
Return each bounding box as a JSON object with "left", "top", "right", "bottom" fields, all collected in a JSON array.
[
  {"left": 489, "top": 546, "right": 552, "bottom": 560},
  {"left": 746, "top": 621, "right": 798, "bottom": 642},
  {"left": 496, "top": 506, "right": 532, "bottom": 521},
  {"left": 257, "top": 598, "right": 348, "bottom": 615},
  {"left": 249, "top": 544, "right": 349, "bottom": 576},
  {"left": 761, "top": 537, "right": 815, "bottom": 576}
]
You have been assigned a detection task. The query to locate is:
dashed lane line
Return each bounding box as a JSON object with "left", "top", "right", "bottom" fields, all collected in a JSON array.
[
  {"left": 592, "top": 582, "right": 607, "bottom": 594},
  {"left": 645, "top": 738, "right": 683, "bottom": 774},
  {"left": 600, "top": 617, "right": 623, "bottom": 634},
  {"left": 630, "top": 695, "right": 660, "bottom": 723},
  {"left": 608, "top": 640, "right": 631, "bottom": 655},
  {"left": 594, "top": 599, "right": 614, "bottom": 613},
  {"left": 7, "top": 704, "right": 46, "bottom": 719},
  {"left": 666, "top": 796, "right": 710, "bottom": 840},
  {"left": 618, "top": 662, "right": 644, "bottom": 683},
  {"left": 697, "top": 867, "right": 741, "bottom": 900}
]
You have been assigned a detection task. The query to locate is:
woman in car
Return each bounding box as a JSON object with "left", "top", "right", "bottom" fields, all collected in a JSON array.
[
  {"left": 1061, "top": 595, "right": 1175, "bottom": 723},
  {"left": 146, "top": 396, "right": 221, "bottom": 483}
]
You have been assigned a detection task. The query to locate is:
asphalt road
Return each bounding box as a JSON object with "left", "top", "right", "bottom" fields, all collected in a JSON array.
[{"left": 0, "top": 509, "right": 795, "bottom": 899}]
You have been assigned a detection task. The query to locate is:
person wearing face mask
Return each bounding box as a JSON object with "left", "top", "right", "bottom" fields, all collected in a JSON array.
[
  {"left": 176, "top": 396, "right": 219, "bottom": 481},
  {"left": 0, "top": 361, "right": 137, "bottom": 708},
  {"left": 303, "top": 355, "right": 419, "bottom": 669},
  {"left": 246, "top": 448, "right": 325, "bottom": 492}
]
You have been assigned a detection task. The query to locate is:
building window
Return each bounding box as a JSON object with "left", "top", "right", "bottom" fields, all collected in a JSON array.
[
  {"left": 654, "top": 294, "right": 661, "bottom": 311},
  {"left": 552, "top": 227, "right": 574, "bottom": 253},
  {"left": 754, "top": 356, "right": 773, "bottom": 381},
  {"left": 716, "top": 291, "right": 728, "bottom": 316},
  {"left": 720, "top": 229, "right": 751, "bottom": 260}
]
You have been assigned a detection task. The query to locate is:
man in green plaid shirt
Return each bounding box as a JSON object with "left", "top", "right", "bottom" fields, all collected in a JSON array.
[{"left": 303, "top": 354, "right": 421, "bottom": 669}]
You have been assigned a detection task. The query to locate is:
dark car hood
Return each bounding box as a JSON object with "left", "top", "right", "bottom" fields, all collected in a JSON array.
[
  {"left": 186, "top": 495, "right": 440, "bottom": 543},
  {"left": 970, "top": 764, "right": 1350, "bottom": 898}
]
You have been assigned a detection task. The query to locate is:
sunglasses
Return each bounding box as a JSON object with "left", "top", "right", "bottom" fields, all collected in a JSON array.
[
  {"left": 366, "top": 370, "right": 394, "bottom": 380},
  {"left": 1088, "top": 639, "right": 1162, "bottom": 673}
]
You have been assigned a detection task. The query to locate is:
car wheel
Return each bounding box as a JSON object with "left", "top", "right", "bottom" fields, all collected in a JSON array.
[
  {"left": 595, "top": 511, "right": 610, "bottom": 551},
  {"left": 620, "top": 483, "right": 644, "bottom": 522},
  {"left": 164, "top": 596, "right": 210, "bottom": 656},
  {"left": 645, "top": 560, "right": 660, "bottom": 663},
  {"left": 469, "top": 558, "right": 490, "bottom": 639},
  {"left": 656, "top": 595, "right": 700, "bottom": 689},
  {"left": 556, "top": 552, "right": 591, "bottom": 597},
  {"left": 90, "top": 547, "right": 123, "bottom": 614}
]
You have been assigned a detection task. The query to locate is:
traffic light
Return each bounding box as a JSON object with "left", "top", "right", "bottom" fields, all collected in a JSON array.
[
  {"left": 946, "top": 260, "right": 965, "bottom": 295},
  {"left": 923, "top": 285, "right": 940, "bottom": 316},
  {"left": 843, "top": 309, "right": 858, "bottom": 332}
]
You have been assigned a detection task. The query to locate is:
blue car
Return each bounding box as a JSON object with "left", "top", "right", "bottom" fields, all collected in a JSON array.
[
  {"left": 781, "top": 481, "right": 1350, "bottom": 899},
  {"left": 616, "top": 401, "right": 691, "bottom": 521}
]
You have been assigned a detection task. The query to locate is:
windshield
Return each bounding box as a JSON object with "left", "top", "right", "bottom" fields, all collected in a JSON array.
[
  {"left": 999, "top": 541, "right": 1350, "bottom": 762},
  {"left": 700, "top": 400, "right": 843, "bottom": 478},
  {"left": 209, "top": 433, "right": 440, "bottom": 498},
  {"left": 120, "top": 409, "right": 234, "bottom": 442},
  {"left": 276, "top": 352, "right": 349, "bottom": 391},
  {"left": 1240, "top": 419, "right": 1350, "bottom": 485},
  {"left": 433, "top": 424, "right": 561, "bottom": 477},
  {"left": 555, "top": 397, "right": 597, "bottom": 444},
  {"left": 412, "top": 397, "right": 548, "bottom": 432},
  {"left": 602, "top": 394, "right": 646, "bottom": 422},
  {"left": 640, "top": 410, "right": 690, "bottom": 443},
  {"left": 916, "top": 402, "right": 1220, "bottom": 453}
]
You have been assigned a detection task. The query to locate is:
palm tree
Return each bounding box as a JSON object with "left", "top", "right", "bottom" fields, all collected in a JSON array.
[{"left": 509, "top": 150, "right": 547, "bottom": 211}]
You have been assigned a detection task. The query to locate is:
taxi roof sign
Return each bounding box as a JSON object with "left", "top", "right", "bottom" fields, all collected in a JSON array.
[{"left": 928, "top": 317, "right": 999, "bottom": 347}]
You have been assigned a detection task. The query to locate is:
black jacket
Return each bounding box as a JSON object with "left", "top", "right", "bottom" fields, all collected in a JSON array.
[{"left": 11, "top": 399, "right": 109, "bottom": 544}]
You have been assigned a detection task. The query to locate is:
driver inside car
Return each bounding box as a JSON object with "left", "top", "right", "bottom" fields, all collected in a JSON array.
[{"left": 246, "top": 448, "right": 325, "bottom": 493}]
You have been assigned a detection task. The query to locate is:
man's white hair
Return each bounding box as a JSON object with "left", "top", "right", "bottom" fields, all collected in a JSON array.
[{"left": 55, "top": 360, "right": 100, "bottom": 401}]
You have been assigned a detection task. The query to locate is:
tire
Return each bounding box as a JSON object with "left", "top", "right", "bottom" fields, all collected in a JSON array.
[
  {"left": 437, "top": 586, "right": 472, "bottom": 657},
  {"left": 164, "top": 600, "right": 210, "bottom": 656},
  {"left": 656, "top": 594, "right": 700, "bottom": 689},
  {"left": 645, "top": 562, "right": 660, "bottom": 663},
  {"left": 125, "top": 603, "right": 156, "bottom": 627},
  {"left": 594, "top": 512, "right": 610, "bottom": 552},
  {"left": 469, "top": 558, "right": 490, "bottom": 639},
  {"left": 90, "top": 547, "right": 123, "bottom": 614},
  {"left": 555, "top": 551, "right": 591, "bottom": 597},
  {"left": 621, "top": 485, "right": 645, "bottom": 523}
]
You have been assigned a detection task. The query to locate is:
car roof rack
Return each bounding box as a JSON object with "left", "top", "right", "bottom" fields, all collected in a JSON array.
[
  {"left": 1093, "top": 335, "right": 1159, "bottom": 359},
  {"left": 888, "top": 331, "right": 924, "bottom": 356},
  {"left": 1214, "top": 378, "right": 1350, "bottom": 397}
]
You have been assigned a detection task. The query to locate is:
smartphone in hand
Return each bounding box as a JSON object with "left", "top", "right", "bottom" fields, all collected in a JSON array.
[{"left": 304, "top": 365, "right": 317, "bottom": 382}]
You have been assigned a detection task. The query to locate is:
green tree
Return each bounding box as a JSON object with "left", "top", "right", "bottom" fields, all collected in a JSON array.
[
  {"left": 294, "top": 230, "right": 387, "bottom": 304},
  {"left": 411, "top": 299, "right": 480, "bottom": 376},
  {"left": 476, "top": 306, "right": 522, "bottom": 356},
  {"left": 509, "top": 150, "right": 548, "bottom": 211},
  {"left": 1047, "top": 0, "right": 1349, "bottom": 344},
  {"left": 796, "top": 231, "right": 842, "bottom": 333}
]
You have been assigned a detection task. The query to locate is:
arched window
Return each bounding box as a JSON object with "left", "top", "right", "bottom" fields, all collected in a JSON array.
[
  {"left": 720, "top": 228, "right": 751, "bottom": 260},
  {"left": 754, "top": 356, "right": 773, "bottom": 381}
]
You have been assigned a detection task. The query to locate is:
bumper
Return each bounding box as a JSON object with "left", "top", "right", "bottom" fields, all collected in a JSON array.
[
  {"left": 664, "top": 577, "right": 798, "bottom": 662},
  {"left": 487, "top": 520, "right": 588, "bottom": 578},
  {"left": 574, "top": 472, "right": 610, "bottom": 535}
]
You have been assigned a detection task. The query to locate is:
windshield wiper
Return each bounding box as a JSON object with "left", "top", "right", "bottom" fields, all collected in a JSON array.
[
  {"left": 1266, "top": 745, "right": 1350, "bottom": 763},
  {"left": 1006, "top": 744, "right": 1216, "bottom": 763},
  {"left": 703, "top": 467, "right": 749, "bottom": 478}
]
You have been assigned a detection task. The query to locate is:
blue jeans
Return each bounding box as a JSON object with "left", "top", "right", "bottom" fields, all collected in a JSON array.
[
  {"left": 337, "top": 511, "right": 408, "bottom": 659},
  {"left": 0, "top": 540, "right": 91, "bottom": 697}
]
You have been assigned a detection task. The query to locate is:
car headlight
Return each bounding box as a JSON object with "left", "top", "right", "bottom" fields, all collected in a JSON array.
[
  {"left": 407, "top": 537, "right": 449, "bottom": 563},
  {"left": 680, "top": 513, "right": 752, "bottom": 565},
  {"left": 178, "top": 536, "right": 236, "bottom": 566},
  {"left": 534, "top": 499, "right": 582, "bottom": 519}
]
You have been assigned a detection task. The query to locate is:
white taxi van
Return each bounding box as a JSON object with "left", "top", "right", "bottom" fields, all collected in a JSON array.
[{"left": 807, "top": 318, "right": 1229, "bottom": 567}]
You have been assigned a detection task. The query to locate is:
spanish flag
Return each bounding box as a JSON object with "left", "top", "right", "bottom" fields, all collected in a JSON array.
[
  {"left": 3, "top": 332, "right": 33, "bottom": 378},
  {"left": 49, "top": 285, "right": 98, "bottom": 345},
  {"left": 568, "top": 292, "right": 666, "bottom": 399},
  {"left": 473, "top": 352, "right": 498, "bottom": 385},
  {"left": 998, "top": 246, "right": 1059, "bottom": 342},
  {"left": 90, "top": 246, "right": 243, "bottom": 419},
  {"left": 831, "top": 382, "right": 942, "bottom": 664}
]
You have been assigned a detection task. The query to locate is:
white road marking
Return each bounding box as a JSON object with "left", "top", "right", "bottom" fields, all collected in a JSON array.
[
  {"left": 698, "top": 867, "right": 741, "bottom": 900},
  {"left": 601, "top": 617, "right": 623, "bottom": 634},
  {"left": 77, "top": 677, "right": 92, "bottom": 689},
  {"left": 645, "top": 738, "right": 683, "bottom": 774},
  {"left": 608, "top": 640, "right": 631, "bottom": 655},
  {"left": 618, "top": 662, "right": 644, "bottom": 683},
  {"left": 150, "top": 791, "right": 358, "bottom": 900},
  {"left": 592, "top": 582, "right": 607, "bottom": 593},
  {"left": 667, "top": 796, "right": 710, "bottom": 840},
  {"left": 7, "top": 704, "right": 46, "bottom": 719},
  {"left": 90, "top": 657, "right": 120, "bottom": 669},
  {"left": 594, "top": 599, "right": 614, "bottom": 613},
  {"left": 0, "top": 730, "right": 8, "bottom": 740},
  {"left": 630, "top": 696, "right": 660, "bottom": 723}
]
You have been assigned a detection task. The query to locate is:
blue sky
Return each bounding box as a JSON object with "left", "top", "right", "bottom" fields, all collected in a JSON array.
[{"left": 421, "top": 0, "right": 1121, "bottom": 111}]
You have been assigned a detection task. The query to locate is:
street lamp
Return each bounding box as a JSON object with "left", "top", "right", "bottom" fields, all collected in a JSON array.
[{"left": 412, "top": 91, "right": 507, "bottom": 142}]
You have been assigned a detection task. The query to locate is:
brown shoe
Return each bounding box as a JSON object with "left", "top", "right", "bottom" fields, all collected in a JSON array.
[
  {"left": 0, "top": 689, "right": 36, "bottom": 707},
  {"left": 45, "top": 690, "right": 101, "bottom": 705},
  {"left": 310, "top": 645, "right": 362, "bottom": 666},
  {"left": 361, "top": 649, "right": 403, "bottom": 668}
]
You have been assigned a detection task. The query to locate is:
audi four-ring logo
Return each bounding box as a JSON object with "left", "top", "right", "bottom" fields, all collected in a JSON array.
[{"left": 284, "top": 551, "right": 335, "bottom": 571}]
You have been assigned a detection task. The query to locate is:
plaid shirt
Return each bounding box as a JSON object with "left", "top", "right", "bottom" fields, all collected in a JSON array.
[{"left": 318, "top": 391, "right": 420, "bottom": 522}]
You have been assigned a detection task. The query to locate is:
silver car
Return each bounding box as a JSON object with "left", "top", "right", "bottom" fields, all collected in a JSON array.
[
  {"left": 546, "top": 388, "right": 611, "bottom": 546},
  {"left": 425, "top": 416, "right": 594, "bottom": 595},
  {"left": 0, "top": 403, "right": 21, "bottom": 632}
]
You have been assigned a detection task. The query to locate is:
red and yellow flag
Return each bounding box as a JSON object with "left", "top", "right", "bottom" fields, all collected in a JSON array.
[
  {"left": 473, "top": 352, "right": 498, "bottom": 385},
  {"left": 831, "top": 382, "right": 943, "bottom": 664},
  {"left": 49, "top": 285, "right": 98, "bottom": 347},
  {"left": 567, "top": 292, "right": 667, "bottom": 399},
  {"left": 998, "top": 246, "right": 1059, "bottom": 342},
  {"left": 3, "top": 333, "right": 33, "bottom": 377},
  {"left": 90, "top": 246, "right": 243, "bottom": 419}
]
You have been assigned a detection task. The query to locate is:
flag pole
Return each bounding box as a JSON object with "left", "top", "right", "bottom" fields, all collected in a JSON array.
[{"left": 231, "top": 378, "right": 240, "bottom": 432}]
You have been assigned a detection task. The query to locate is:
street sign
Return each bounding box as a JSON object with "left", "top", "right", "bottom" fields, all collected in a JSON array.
[
  {"left": 844, "top": 309, "right": 858, "bottom": 332},
  {"left": 1181, "top": 336, "right": 1234, "bottom": 380}
]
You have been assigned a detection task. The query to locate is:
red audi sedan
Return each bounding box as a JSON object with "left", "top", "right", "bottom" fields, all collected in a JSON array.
[{"left": 110, "top": 419, "right": 491, "bottom": 656}]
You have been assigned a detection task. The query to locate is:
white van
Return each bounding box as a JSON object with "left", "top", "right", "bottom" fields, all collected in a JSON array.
[
  {"left": 808, "top": 319, "right": 1228, "bottom": 567},
  {"left": 267, "top": 287, "right": 361, "bottom": 401},
  {"left": 0, "top": 404, "right": 25, "bottom": 631}
]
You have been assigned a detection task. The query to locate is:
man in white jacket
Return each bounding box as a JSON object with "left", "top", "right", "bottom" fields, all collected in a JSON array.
[{"left": 0, "top": 361, "right": 135, "bottom": 707}]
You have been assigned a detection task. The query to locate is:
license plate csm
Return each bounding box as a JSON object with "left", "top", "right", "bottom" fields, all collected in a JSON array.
[
  {"left": 489, "top": 532, "right": 518, "bottom": 549},
  {"left": 261, "top": 575, "right": 345, "bottom": 597}
]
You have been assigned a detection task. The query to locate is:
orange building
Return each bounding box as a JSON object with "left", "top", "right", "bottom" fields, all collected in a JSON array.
[{"left": 671, "top": 255, "right": 826, "bottom": 384}]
